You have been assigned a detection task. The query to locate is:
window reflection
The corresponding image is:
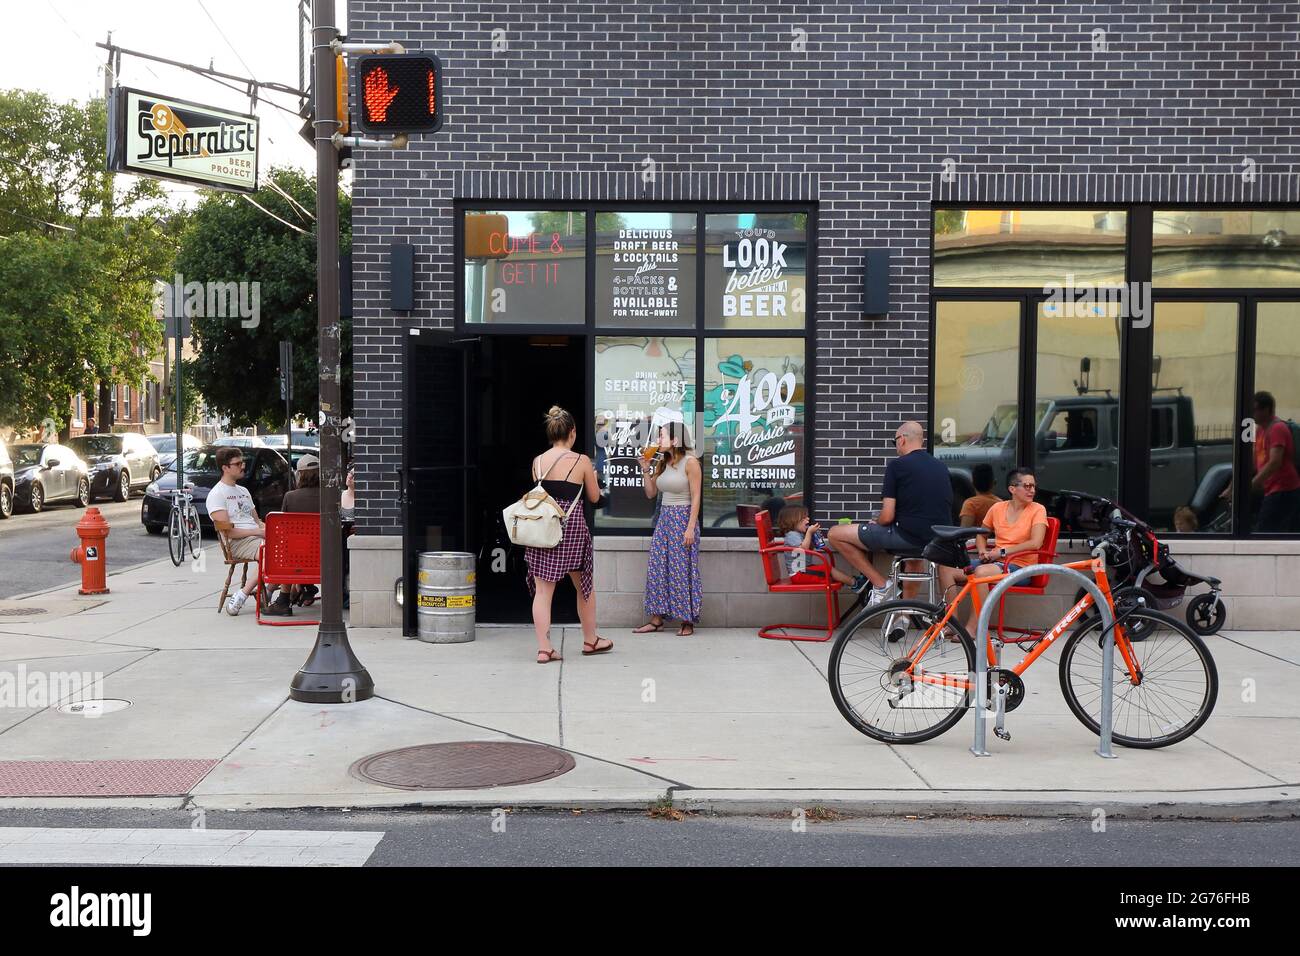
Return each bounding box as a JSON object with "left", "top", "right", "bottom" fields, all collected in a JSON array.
[
  {"left": 1149, "top": 302, "right": 1237, "bottom": 534},
  {"left": 463, "top": 210, "right": 585, "bottom": 324},
  {"left": 934, "top": 209, "right": 1127, "bottom": 288},
  {"left": 1154, "top": 210, "right": 1300, "bottom": 289},
  {"left": 1251, "top": 303, "right": 1300, "bottom": 533}
]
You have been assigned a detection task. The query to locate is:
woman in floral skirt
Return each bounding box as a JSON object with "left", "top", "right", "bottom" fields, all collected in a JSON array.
[
  {"left": 525, "top": 406, "right": 613, "bottom": 663},
  {"left": 634, "top": 421, "right": 703, "bottom": 636}
]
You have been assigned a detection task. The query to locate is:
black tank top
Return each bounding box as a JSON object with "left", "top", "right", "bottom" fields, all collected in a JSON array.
[{"left": 537, "top": 453, "right": 582, "bottom": 500}]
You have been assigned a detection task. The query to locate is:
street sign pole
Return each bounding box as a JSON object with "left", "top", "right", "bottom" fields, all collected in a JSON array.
[
  {"left": 291, "top": 0, "right": 373, "bottom": 704},
  {"left": 280, "top": 340, "right": 294, "bottom": 458}
]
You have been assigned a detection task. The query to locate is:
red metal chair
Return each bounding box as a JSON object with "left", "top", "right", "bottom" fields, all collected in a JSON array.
[
  {"left": 992, "top": 516, "right": 1062, "bottom": 643},
  {"left": 753, "top": 509, "right": 843, "bottom": 642},
  {"left": 256, "top": 512, "right": 321, "bottom": 627}
]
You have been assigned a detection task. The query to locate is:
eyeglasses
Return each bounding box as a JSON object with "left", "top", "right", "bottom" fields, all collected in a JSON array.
[
  {"left": 1013, "top": 482, "right": 1037, "bottom": 490},
  {"left": 893, "top": 435, "right": 905, "bottom": 443},
  {"left": 228, "top": 460, "right": 245, "bottom": 469}
]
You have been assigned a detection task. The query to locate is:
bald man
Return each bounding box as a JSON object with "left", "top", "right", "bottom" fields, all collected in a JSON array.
[{"left": 828, "top": 420, "right": 953, "bottom": 606}]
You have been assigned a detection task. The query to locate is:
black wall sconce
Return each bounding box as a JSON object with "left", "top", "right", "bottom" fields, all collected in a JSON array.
[
  {"left": 863, "top": 249, "right": 891, "bottom": 315},
  {"left": 389, "top": 242, "right": 415, "bottom": 311}
]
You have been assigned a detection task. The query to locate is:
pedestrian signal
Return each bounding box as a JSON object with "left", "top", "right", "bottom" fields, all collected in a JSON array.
[{"left": 353, "top": 54, "right": 443, "bottom": 134}]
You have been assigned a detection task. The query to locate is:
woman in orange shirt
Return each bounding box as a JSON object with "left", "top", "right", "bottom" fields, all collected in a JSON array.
[{"left": 962, "top": 467, "right": 1049, "bottom": 635}]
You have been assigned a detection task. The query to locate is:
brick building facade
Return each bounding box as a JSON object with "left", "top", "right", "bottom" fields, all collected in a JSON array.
[{"left": 345, "top": 2, "right": 1300, "bottom": 629}]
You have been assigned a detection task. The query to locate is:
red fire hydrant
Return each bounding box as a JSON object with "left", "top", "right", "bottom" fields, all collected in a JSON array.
[{"left": 70, "top": 507, "right": 110, "bottom": 595}]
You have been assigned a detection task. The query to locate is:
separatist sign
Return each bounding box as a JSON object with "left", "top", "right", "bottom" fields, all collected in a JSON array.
[{"left": 108, "top": 88, "right": 259, "bottom": 193}]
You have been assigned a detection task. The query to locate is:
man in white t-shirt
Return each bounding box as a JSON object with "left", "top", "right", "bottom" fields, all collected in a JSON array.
[{"left": 207, "top": 446, "right": 266, "bottom": 615}]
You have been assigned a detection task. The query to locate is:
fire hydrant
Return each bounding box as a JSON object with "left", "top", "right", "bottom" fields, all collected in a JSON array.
[{"left": 70, "top": 507, "right": 110, "bottom": 595}]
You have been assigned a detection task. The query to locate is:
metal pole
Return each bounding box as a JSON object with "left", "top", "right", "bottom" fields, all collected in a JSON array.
[
  {"left": 291, "top": 0, "right": 373, "bottom": 703},
  {"left": 971, "top": 563, "right": 1117, "bottom": 759},
  {"left": 175, "top": 308, "right": 183, "bottom": 490}
]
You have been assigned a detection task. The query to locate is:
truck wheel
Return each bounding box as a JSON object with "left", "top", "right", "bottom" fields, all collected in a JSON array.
[{"left": 1186, "top": 593, "right": 1226, "bottom": 636}]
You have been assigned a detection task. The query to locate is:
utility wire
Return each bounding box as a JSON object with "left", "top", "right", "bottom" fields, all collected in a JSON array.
[
  {"left": 241, "top": 193, "right": 311, "bottom": 235},
  {"left": 196, "top": 0, "right": 260, "bottom": 82}
]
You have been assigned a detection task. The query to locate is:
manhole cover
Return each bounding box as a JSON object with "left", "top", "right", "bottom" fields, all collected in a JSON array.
[
  {"left": 350, "top": 741, "right": 576, "bottom": 790},
  {"left": 0, "top": 607, "right": 46, "bottom": 617},
  {"left": 56, "top": 698, "right": 132, "bottom": 716}
]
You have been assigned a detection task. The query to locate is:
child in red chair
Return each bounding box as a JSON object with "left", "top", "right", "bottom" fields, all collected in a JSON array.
[{"left": 777, "top": 506, "right": 862, "bottom": 589}]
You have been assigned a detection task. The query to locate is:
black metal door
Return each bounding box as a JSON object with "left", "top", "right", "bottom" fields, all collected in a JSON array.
[{"left": 401, "top": 330, "right": 480, "bottom": 636}]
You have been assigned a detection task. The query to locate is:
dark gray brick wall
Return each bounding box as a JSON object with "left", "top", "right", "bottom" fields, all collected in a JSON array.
[{"left": 348, "top": 1, "right": 1300, "bottom": 535}]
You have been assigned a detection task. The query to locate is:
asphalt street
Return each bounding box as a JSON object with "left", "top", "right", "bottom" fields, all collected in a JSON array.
[
  {"left": 0, "top": 808, "right": 1296, "bottom": 866},
  {"left": 0, "top": 497, "right": 178, "bottom": 599}
]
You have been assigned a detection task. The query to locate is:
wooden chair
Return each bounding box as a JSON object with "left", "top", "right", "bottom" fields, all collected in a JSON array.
[
  {"left": 753, "top": 509, "right": 843, "bottom": 642},
  {"left": 214, "top": 518, "right": 259, "bottom": 613}
]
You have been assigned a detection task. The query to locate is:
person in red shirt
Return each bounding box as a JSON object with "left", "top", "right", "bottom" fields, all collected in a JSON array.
[{"left": 1252, "top": 391, "right": 1300, "bottom": 532}]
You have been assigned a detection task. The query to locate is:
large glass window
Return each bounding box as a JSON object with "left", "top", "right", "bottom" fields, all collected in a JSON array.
[
  {"left": 705, "top": 212, "right": 808, "bottom": 329},
  {"left": 934, "top": 209, "right": 1127, "bottom": 288},
  {"left": 593, "top": 336, "right": 696, "bottom": 529},
  {"left": 932, "top": 300, "right": 1020, "bottom": 494},
  {"left": 463, "top": 209, "right": 585, "bottom": 324},
  {"left": 595, "top": 211, "right": 696, "bottom": 328},
  {"left": 1154, "top": 210, "right": 1300, "bottom": 288},
  {"left": 701, "top": 338, "right": 805, "bottom": 527},
  {"left": 1148, "top": 302, "right": 1238, "bottom": 534},
  {"left": 1251, "top": 303, "right": 1300, "bottom": 533},
  {"left": 1033, "top": 301, "right": 1121, "bottom": 501}
]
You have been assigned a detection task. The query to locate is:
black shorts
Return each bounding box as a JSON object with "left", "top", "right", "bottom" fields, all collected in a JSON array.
[{"left": 857, "top": 522, "right": 924, "bottom": 554}]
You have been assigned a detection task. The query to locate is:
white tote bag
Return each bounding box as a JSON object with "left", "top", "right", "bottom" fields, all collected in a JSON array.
[{"left": 503, "top": 483, "right": 582, "bottom": 548}]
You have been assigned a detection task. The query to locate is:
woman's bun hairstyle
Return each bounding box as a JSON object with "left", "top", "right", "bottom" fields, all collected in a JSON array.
[{"left": 545, "top": 405, "right": 576, "bottom": 443}]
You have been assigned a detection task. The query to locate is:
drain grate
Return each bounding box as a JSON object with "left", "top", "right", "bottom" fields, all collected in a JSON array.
[
  {"left": 0, "top": 607, "right": 47, "bottom": 617},
  {"left": 350, "top": 741, "right": 576, "bottom": 791},
  {"left": 0, "top": 759, "right": 219, "bottom": 797}
]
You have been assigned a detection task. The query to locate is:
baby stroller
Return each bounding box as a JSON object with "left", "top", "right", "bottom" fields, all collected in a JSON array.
[{"left": 1052, "top": 491, "right": 1226, "bottom": 636}]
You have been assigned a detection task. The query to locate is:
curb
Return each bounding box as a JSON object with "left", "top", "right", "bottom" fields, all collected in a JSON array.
[{"left": 6, "top": 555, "right": 176, "bottom": 603}]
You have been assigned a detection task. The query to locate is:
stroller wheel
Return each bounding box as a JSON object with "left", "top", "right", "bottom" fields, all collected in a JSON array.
[{"left": 1187, "top": 593, "right": 1226, "bottom": 636}]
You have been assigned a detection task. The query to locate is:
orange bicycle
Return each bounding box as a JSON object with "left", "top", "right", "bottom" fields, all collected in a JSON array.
[{"left": 828, "top": 513, "right": 1218, "bottom": 748}]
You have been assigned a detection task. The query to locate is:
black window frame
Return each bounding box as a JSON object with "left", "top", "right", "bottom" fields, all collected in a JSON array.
[
  {"left": 930, "top": 202, "right": 1300, "bottom": 539},
  {"left": 455, "top": 199, "right": 817, "bottom": 537}
]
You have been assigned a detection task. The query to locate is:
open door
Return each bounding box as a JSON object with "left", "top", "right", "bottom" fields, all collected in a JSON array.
[{"left": 401, "top": 329, "right": 480, "bottom": 636}]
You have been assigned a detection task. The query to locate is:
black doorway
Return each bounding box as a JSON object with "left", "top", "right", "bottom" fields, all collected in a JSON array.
[{"left": 475, "top": 335, "right": 586, "bottom": 624}]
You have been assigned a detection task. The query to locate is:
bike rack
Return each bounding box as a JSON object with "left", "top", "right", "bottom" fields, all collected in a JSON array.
[{"left": 971, "top": 563, "right": 1117, "bottom": 760}]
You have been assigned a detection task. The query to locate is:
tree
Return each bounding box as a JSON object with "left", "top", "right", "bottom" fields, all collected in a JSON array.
[
  {"left": 0, "top": 90, "right": 176, "bottom": 436},
  {"left": 175, "top": 166, "right": 350, "bottom": 429}
]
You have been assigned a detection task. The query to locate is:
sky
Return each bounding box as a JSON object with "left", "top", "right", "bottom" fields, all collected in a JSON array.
[{"left": 1, "top": 0, "right": 350, "bottom": 205}]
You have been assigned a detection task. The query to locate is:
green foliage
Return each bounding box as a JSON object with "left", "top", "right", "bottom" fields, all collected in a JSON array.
[
  {"left": 176, "top": 166, "right": 349, "bottom": 429},
  {"left": 934, "top": 209, "right": 965, "bottom": 235},
  {"left": 0, "top": 90, "right": 175, "bottom": 434}
]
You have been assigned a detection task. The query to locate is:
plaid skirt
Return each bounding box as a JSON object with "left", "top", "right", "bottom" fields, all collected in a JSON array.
[
  {"left": 524, "top": 497, "right": 594, "bottom": 600},
  {"left": 644, "top": 504, "right": 701, "bottom": 623}
]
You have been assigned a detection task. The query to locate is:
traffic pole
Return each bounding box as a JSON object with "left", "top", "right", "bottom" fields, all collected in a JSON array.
[{"left": 291, "top": 0, "right": 374, "bottom": 704}]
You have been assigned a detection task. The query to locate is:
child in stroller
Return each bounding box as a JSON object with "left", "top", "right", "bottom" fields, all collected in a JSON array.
[{"left": 1053, "top": 491, "right": 1226, "bottom": 636}]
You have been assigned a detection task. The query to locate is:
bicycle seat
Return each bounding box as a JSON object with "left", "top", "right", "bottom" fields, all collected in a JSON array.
[{"left": 929, "top": 525, "right": 986, "bottom": 544}]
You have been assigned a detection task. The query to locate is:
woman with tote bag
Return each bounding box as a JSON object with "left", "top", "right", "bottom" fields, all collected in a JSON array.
[{"left": 522, "top": 406, "right": 612, "bottom": 663}]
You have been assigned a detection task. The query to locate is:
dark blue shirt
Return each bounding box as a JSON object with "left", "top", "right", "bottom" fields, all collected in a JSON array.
[{"left": 882, "top": 449, "right": 953, "bottom": 544}]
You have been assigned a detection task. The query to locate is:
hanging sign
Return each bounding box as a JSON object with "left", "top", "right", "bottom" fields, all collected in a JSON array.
[{"left": 108, "top": 88, "right": 259, "bottom": 193}]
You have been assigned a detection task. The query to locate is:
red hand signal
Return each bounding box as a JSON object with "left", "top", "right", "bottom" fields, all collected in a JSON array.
[{"left": 363, "top": 66, "right": 400, "bottom": 122}]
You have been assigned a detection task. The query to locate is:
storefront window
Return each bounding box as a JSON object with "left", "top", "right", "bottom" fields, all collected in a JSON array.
[
  {"left": 463, "top": 209, "right": 585, "bottom": 324},
  {"left": 701, "top": 338, "right": 805, "bottom": 527},
  {"left": 1154, "top": 210, "right": 1300, "bottom": 288},
  {"left": 593, "top": 336, "right": 696, "bottom": 529},
  {"left": 595, "top": 211, "right": 696, "bottom": 328},
  {"left": 1149, "top": 302, "right": 1238, "bottom": 534},
  {"left": 932, "top": 300, "right": 1020, "bottom": 495},
  {"left": 704, "top": 213, "right": 808, "bottom": 329},
  {"left": 1252, "top": 302, "right": 1300, "bottom": 534},
  {"left": 1034, "top": 301, "right": 1121, "bottom": 501},
  {"left": 934, "top": 209, "right": 1127, "bottom": 288}
]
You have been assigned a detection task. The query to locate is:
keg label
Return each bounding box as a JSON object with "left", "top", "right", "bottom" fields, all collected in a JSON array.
[{"left": 418, "top": 594, "right": 475, "bottom": 609}]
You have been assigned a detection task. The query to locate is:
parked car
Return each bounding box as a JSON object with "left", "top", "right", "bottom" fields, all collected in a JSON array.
[
  {"left": 147, "top": 432, "right": 204, "bottom": 472},
  {"left": 10, "top": 443, "right": 90, "bottom": 513},
  {"left": 140, "top": 445, "right": 293, "bottom": 534},
  {"left": 0, "top": 438, "right": 14, "bottom": 518},
  {"left": 67, "top": 433, "right": 162, "bottom": 503},
  {"left": 262, "top": 429, "right": 320, "bottom": 450},
  {"left": 214, "top": 434, "right": 268, "bottom": 449}
]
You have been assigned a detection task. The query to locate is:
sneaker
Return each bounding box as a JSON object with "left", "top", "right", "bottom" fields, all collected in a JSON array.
[
  {"left": 851, "top": 574, "right": 869, "bottom": 593},
  {"left": 224, "top": 590, "right": 248, "bottom": 616},
  {"left": 867, "top": 585, "right": 890, "bottom": 607}
]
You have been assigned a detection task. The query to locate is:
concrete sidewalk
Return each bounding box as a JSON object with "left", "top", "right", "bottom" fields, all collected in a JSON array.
[{"left": 0, "top": 555, "right": 1297, "bottom": 818}]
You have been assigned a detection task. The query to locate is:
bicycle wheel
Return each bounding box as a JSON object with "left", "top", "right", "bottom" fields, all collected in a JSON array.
[
  {"left": 167, "top": 506, "right": 184, "bottom": 567},
  {"left": 184, "top": 503, "right": 203, "bottom": 558},
  {"left": 1058, "top": 607, "right": 1218, "bottom": 748},
  {"left": 828, "top": 599, "right": 975, "bottom": 744}
]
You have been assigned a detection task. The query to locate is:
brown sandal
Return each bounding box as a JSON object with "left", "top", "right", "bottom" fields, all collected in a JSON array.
[
  {"left": 536, "top": 648, "right": 562, "bottom": 664},
  {"left": 632, "top": 620, "right": 663, "bottom": 633},
  {"left": 582, "top": 637, "right": 614, "bottom": 655}
]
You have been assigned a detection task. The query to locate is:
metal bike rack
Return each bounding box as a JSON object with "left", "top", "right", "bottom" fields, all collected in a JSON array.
[{"left": 971, "top": 563, "right": 1117, "bottom": 759}]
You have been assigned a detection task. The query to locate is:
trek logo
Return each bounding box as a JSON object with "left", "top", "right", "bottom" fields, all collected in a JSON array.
[{"left": 50, "top": 886, "right": 151, "bottom": 936}]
